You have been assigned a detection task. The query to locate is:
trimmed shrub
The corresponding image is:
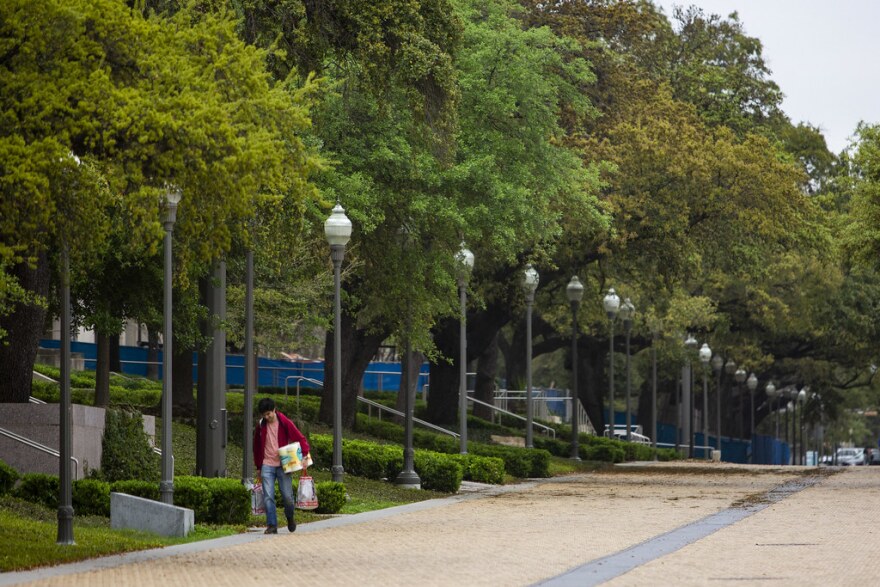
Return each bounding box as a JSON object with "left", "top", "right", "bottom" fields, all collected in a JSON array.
[
  {"left": 173, "top": 476, "right": 212, "bottom": 523},
  {"left": 412, "top": 452, "right": 463, "bottom": 493},
  {"left": 110, "top": 479, "right": 160, "bottom": 501},
  {"left": 205, "top": 478, "right": 250, "bottom": 525},
  {"left": 101, "top": 408, "right": 160, "bottom": 482},
  {"left": 0, "top": 459, "right": 19, "bottom": 495},
  {"left": 450, "top": 454, "right": 505, "bottom": 485},
  {"left": 584, "top": 443, "right": 626, "bottom": 463},
  {"left": 315, "top": 481, "right": 346, "bottom": 514},
  {"left": 73, "top": 478, "right": 111, "bottom": 516},
  {"left": 13, "top": 473, "right": 59, "bottom": 509}
]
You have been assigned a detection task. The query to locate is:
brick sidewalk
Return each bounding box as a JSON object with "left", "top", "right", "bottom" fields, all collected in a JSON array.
[{"left": 3, "top": 464, "right": 874, "bottom": 587}]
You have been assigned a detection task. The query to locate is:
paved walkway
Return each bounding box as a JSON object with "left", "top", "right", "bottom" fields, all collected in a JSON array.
[{"left": 2, "top": 463, "right": 877, "bottom": 586}]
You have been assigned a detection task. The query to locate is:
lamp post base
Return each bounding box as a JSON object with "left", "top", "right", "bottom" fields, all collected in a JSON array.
[
  {"left": 393, "top": 469, "right": 422, "bottom": 489},
  {"left": 331, "top": 465, "right": 344, "bottom": 483},
  {"left": 56, "top": 505, "right": 75, "bottom": 545}
]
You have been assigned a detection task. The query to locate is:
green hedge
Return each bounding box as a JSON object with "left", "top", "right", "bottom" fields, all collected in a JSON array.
[
  {"left": 356, "top": 414, "right": 550, "bottom": 478},
  {"left": 13, "top": 473, "right": 59, "bottom": 509},
  {"left": 309, "top": 434, "right": 465, "bottom": 493},
  {"left": 101, "top": 408, "right": 160, "bottom": 482},
  {"left": 314, "top": 481, "right": 346, "bottom": 514},
  {"left": 73, "top": 478, "right": 111, "bottom": 516},
  {"left": 0, "top": 460, "right": 19, "bottom": 495},
  {"left": 111, "top": 479, "right": 160, "bottom": 501}
]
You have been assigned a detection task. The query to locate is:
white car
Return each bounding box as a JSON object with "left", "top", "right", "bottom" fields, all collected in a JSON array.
[{"left": 836, "top": 447, "right": 866, "bottom": 466}]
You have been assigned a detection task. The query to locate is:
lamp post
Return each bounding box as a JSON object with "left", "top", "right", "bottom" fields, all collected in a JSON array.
[
  {"left": 243, "top": 242, "right": 255, "bottom": 484},
  {"left": 56, "top": 153, "right": 81, "bottom": 545},
  {"left": 789, "top": 390, "right": 798, "bottom": 465},
  {"left": 699, "top": 343, "right": 712, "bottom": 458},
  {"left": 746, "top": 373, "right": 758, "bottom": 463},
  {"left": 456, "top": 243, "right": 475, "bottom": 454},
  {"left": 325, "top": 203, "right": 352, "bottom": 482},
  {"left": 798, "top": 387, "right": 807, "bottom": 466},
  {"left": 711, "top": 354, "right": 723, "bottom": 452},
  {"left": 734, "top": 368, "right": 746, "bottom": 441},
  {"left": 160, "top": 186, "right": 181, "bottom": 505},
  {"left": 620, "top": 298, "right": 635, "bottom": 441},
  {"left": 603, "top": 288, "right": 620, "bottom": 437},
  {"left": 684, "top": 334, "right": 697, "bottom": 458},
  {"left": 723, "top": 359, "right": 736, "bottom": 440},
  {"left": 522, "top": 265, "right": 539, "bottom": 448},
  {"left": 568, "top": 276, "right": 584, "bottom": 459},
  {"left": 394, "top": 322, "right": 421, "bottom": 488},
  {"left": 766, "top": 382, "right": 778, "bottom": 464},
  {"left": 651, "top": 329, "right": 659, "bottom": 455}
]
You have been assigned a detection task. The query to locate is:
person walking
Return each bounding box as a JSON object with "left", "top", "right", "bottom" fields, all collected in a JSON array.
[{"left": 253, "top": 397, "right": 310, "bottom": 534}]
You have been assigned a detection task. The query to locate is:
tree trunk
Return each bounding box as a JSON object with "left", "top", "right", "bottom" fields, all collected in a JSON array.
[
  {"left": 146, "top": 328, "right": 159, "bottom": 380},
  {"left": 582, "top": 339, "right": 605, "bottom": 434},
  {"left": 109, "top": 335, "right": 121, "bottom": 373},
  {"left": 425, "top": 318, "right": 462, "bottom": 425},
  {"left": 94, "top": 332, "right": 111, "bottom": 406},
  {"left": 172, "top": 344, "right": 196, "bottom": 417},
  {"left": 504, "top": 317, "right": 527, "bottom": 391},
  {"left": 473, "top": 332, "right": 499, "bottom": 420},
  {"left": 0, "top": 253, "right": 51, "bottom": 403},
  {"left": 319, "top": 304, "right": 387, "bottom": 429}
]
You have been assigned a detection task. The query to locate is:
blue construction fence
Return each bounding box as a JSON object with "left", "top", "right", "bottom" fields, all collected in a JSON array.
[
  {"left": 38, "top": 340, "right": 429, "bottom": 393},
  {"left": 609, "top": 408, "right": 792, "bottom": 465}
]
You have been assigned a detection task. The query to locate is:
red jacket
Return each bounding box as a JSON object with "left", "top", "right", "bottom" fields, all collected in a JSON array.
[{"left": 253, "top": 411, "right": 310, "bottom": 470}]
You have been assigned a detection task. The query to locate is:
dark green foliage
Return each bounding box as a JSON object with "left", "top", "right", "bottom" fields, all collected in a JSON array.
[
  {"left": 110, "top": 480, "right": 160, "bottom": 501},
  {"left": 13, "top": 474, "right": 58, "bottom": 509},
  {"left": 584, "top": 443, "right": 626, "bottom": 463},
  {"left": 315, "top": 481, "right": 346, "bottom": 514},
  {"left": 173, "top": 476, "right": 212, "bottom": 523},
  {"left": 204, "top": 478, "right": 250, "bottom": 525},
  {"left": 100, "top": 408, "right": 160, "bottom": 483},
  {"left": 451, "top": 454, "right": 505, "bottom": 484},
  {"left": 412, "top": 452, "right": 463, "bottom": 493},
  {"left": 0, "top": 460, "right": 19, "bottom": 495},
  {"left": 72, "top": 479, "right": 110, "bottom": 516}
]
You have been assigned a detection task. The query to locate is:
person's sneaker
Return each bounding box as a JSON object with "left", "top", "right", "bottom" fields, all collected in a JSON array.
[
  {"left": 264, "top": 525, "right": 277, "bottom": 534},
  {"left": 287, "top": 517, "right": 296, "bottom": 533}
]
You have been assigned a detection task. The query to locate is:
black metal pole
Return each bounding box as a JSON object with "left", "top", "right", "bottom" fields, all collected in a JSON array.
[
  {"left": 689, "top": 361, "right": 695, "bottom": 458},
  {"left": 608, "top": 320, "right": 614, "bottom": 437},
  {"left": 459, "top": 278, "right": 468, "bottom": 455},
  {"left": 715, "top": 368, "right": 722, "bottom": 452},
  {"left": 243, "top": 249, "right": 254, "bottom": 482},
  {"left": 625, "top": 323, "right": 631, "bottom": 441},
  {"left": 651, "top": 334, "right": 657, "bottom": 457},
  {"left": 160, "top": 213, "right": 175, "bottom": 504},
  {"left": 525, "top": 294, "right": 534, "bottom": 448},
  {"left": 570, "top": 301, "right": 580, "bottom": 459},
  {"left": 331, "top": 245, "right": 345, "bottom": 482},
  {"left": 57, "top": 244, "right": 74, "bottom": 545},
  {"left": 395, "top": 315, "right": 420, "bottom": 487}
]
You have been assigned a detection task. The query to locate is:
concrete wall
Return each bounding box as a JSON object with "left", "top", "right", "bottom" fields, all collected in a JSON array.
[{"left": 0, "top": 404, "right": 156, "bottom": 480}]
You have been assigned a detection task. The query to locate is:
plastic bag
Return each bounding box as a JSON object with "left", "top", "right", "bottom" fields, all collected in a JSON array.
[
  {"left": 248, "top": 481, "right": 265, "bottom": 515},
  {"left": 296, "top": 475, "right": 319, "bottom": 510},
  {"left": 279, "top": 442, "right": 304, "bottom": 473}
]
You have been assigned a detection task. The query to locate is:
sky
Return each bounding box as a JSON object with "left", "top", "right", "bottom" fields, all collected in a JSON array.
[{"left": 653, "top": 0, "right": 880, "bottom": 154}]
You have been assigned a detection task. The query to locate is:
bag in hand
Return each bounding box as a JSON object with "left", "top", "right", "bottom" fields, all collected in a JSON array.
[
  {"left": 248, "top": 481, "right": 266, "bottom": 515},
  {"left": 296, "top": 475, "right": 319, "bottom": 510}
]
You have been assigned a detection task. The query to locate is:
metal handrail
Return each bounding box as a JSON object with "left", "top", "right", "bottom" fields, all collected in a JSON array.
[
  {"left": 468, "top": 396, "right": 556, "bottom": 439},
  {"left": 0, "top": 426, "right": 79, "bottom": 480},
  {"left": 357, "top": 396, "right": 459, "bottom": 438},
  {"left": 29, "top": 396, "right": 46, "bottom": 404}
]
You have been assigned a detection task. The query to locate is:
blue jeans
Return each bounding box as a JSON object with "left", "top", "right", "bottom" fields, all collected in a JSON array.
[{"left": 261, "top": 464, "right": 295, "bottom": 527}]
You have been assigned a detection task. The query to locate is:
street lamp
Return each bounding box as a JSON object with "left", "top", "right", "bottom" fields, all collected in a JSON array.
[
  {"left": 724, "top": 359, "right": 737, "bottom": 439},
  {"left": 160, "top": 186, "right": 181, "bottom": 505},
  {"left": 603, "top": 288, "right": 620, "bottom": 437},
  {"left": 522, "top": 265, "right": 539, "bottom": 448},
  {"left": 766, "top": 381, "right": 778, "bottom": 464},
  {"left": 699, "top": 343, "right": 712, "bottom": 459},
  {"left": 746, "top": 373, "right": 758, "bottom": 463},
  {"left": 711, "top": 354, "right": 724, "bottom": 452},
  {"left": 57, "top": 153, "right": 80, "bottom": 545},
  {"left": 620, "top": 298, "right": 635, "bottom": 441},
  {"left": 456, "top": 243, "right": 475, "bottom": 454},
  {"left": 651, "top": 329, "right": 659, "bottom": 455},
  {"left": 394, "top": 230, "right": 420, "bottom": 489},
  {"left": 798, "top": 387, "right": 807, "bottom": 465},
  {"left": 684, "top": 334, "right": 697, "bottom": 457},
  {"left": 734, "top": 368, "right": 746, "bottom": 441},
  {"left": 568, "top": 276, "right": 585, "bottom": 460},
  {"left": 325, "top": 202, "right": 352, "bottom": 482}
]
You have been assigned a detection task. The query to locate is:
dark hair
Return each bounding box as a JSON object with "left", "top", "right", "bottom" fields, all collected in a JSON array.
[{"left": 257, "top": 398, "right": 275, "bottom": 414}]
